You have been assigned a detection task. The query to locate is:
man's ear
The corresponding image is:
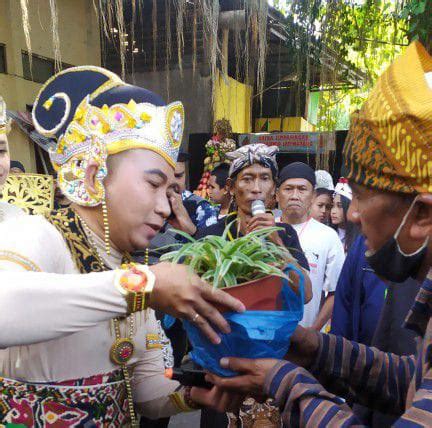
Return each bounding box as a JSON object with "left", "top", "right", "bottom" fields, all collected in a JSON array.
[
  {"left": 223, "top": 181, "right": 231, "bottom": 196},
  {"left": 275, "top": 188, "right": 280, "bottom": 203},
  {"left": 409, "top": 196, "right": 432, "bottom": 242},
  {"left": 84, "top": 159, "right": 101, "bottom": 196},
  {"left": 226, "top": 178, "right": 235, "bottom": 197}
]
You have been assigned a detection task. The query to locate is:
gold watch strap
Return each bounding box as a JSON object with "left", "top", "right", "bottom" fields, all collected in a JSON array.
[
  {"left": 125, "top": 290, "right": 146, "bottom": 313},
  {"left": 142, "top": 266, "right": 155, "bottom": 310}
]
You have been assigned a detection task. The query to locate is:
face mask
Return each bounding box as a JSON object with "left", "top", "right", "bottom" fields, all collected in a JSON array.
[{"left": 366, "top": 196, "right": 429, "bottom": 283}]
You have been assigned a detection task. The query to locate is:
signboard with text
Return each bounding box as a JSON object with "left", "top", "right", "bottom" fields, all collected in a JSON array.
[{"left": 238, "top": 132, "right": 335, "bottom": 154}]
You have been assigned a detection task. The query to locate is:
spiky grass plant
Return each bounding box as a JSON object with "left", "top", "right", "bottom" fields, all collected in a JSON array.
[{"left": 160, "top": 223, "right": 295, "bottom": 289}]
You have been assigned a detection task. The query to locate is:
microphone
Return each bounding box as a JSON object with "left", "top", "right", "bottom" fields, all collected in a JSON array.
[{"left": 251, "top": 200, "right": 266, "bottom": 217}]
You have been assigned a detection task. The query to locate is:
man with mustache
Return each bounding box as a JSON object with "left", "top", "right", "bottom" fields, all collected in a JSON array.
[{"left": 277, "top": 162, "right": 344, "bottom": 330}]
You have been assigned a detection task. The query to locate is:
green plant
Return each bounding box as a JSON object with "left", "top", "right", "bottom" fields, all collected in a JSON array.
[
  {"left": 273, "top": 1, "right": 409, "bottom": 133},
  {"left": 160, "top": 224, "right": 295, "bottom": 289},
  {"left": 401, "top": 0, "right": 432, "bottom": 53}
]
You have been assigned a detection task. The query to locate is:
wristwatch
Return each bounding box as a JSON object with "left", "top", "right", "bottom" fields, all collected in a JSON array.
[{"left": 115, "top": 264, "right": 156, "bottom": 313}]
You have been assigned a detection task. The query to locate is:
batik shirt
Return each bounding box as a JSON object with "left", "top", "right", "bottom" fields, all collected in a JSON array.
[
  {"left": 264, "top": 274, "right": 432, "bottom": 426},
  {"left": 182, "top": 190, "right": 218, "bottom": 229}
]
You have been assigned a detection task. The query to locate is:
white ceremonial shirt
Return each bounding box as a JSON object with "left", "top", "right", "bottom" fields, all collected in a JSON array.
[
  {"left": 0, "top": 201, "right": 24, "bottom": 223},
  {"left": 291, "top": 218, "right": 345, "bottom": 327},
  {"left": 0, "top": 214, "right": 180, "bottom": 419}
]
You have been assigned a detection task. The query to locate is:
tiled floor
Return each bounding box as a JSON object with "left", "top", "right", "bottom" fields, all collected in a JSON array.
[{"left": 169, "top": 410, "right": 201, "bottom": 427}]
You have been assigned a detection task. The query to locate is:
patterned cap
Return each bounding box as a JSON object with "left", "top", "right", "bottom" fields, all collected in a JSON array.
[
  {"left": 226, "top": 143, "right": 278, "bottom": 178},
  {"left": 342, "top": 42, "right": 432, "bottom": 194},
  {"left": 32, "top": 66, "right": 184, "bottom": 206}
]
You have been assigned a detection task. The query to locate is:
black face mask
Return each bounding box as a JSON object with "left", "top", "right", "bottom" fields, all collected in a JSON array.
[{"left": 365, "top": 197, "right": 429, "bottom": 283}]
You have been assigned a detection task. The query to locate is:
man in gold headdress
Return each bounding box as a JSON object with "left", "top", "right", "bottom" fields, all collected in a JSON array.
[
  {"left": 203, "top": 41, "right": 432, "bottom": 426},
  {"left": 0, "top": 66, "right": 245, "bottom": 427}
]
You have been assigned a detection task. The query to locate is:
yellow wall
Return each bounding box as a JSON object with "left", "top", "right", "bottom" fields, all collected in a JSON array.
[
  {"left": 255, "top": 117, "right": 316, "bottom": 132},
  {"left": 214, "top": 72, "right": 252, "bottom": 134},
  {"left": 0, "top": 0, "right": 100, "bottom": 172}
]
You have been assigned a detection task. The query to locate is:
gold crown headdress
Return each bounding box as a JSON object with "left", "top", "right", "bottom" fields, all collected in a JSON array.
[{"left": 32, "top": 66, "right": 184, "bottom": 207}]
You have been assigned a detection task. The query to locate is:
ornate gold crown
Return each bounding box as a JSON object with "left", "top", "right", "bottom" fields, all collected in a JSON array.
[
  {"left": 49, "top": 96, "right": 184, "bottom": 171},
  {"left": 47, "top": 95, "right": 184, "bottom": 206},
  {"left": 31, "top": 65, "right": 185, "bottom": 207}
]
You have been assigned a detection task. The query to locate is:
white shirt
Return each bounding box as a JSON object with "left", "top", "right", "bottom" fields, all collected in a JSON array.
[
  {"left": 0, "top": 201, "right": 24, "bottom": 223},
  {"left": 337, "top": 227, "right": 346, "bottom": 248},
  {"left": 0, "top": 214, "right": 180, "bottom": 419},
  {"left": 291, "top": 218, "right": 345, "bottom": 327}
]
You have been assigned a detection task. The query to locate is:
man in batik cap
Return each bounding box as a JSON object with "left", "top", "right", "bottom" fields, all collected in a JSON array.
[
  {"left": 197, "top": 144, "right": 310, "bottom": 274},
  {"left": 0, "top": 66, "right": 245, "bottom": 426},
  {"left": 204, "top": 41, "right": 432, "bottom": 426},
  {"left": 198, "top": 143, "right": 312, "bottom": 428}
]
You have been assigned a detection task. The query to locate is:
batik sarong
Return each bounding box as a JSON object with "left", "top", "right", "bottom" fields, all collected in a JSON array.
[{"left": 0, "top": 370, "right": 129, "bottom": 427}]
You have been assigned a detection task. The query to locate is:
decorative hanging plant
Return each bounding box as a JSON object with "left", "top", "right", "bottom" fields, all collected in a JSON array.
[{"left": 196, "top": 119, "right": 236, "bottom": 199}]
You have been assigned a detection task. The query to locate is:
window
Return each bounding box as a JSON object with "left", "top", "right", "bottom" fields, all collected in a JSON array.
[
  {"left": 0, "top": 44, "right": 6, "bottom": 74},
  {"left": 22, "top": 52, "right": 54, "bottom": 83},
  {"left": 22, "top": 51, "right": 73, "bottom": 83}
]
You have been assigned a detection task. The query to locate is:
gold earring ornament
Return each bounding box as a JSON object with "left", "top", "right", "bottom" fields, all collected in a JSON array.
[{"left": 102, "top": 197, "right": 111, "bottom": 255}]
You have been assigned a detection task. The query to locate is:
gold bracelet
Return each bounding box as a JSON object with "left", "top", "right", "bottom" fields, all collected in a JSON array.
[
  {"left": 142, "top": 266, "right": 155, "bottom": 310},
  {"left": 184, "top": 386, "right": 202, "bottom": 410},
  {"left": 169, "top": 388, "right": 201, "bottom": 412}
]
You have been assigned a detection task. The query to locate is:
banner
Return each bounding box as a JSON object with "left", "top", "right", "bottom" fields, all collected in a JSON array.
[{"left": 238, "top": 132, "right": 335, "bottom": 154}]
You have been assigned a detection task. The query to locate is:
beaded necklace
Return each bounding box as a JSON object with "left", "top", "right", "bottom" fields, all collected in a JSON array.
[{"left": 75, "top": 211, "right": 149, "bottom": 428}]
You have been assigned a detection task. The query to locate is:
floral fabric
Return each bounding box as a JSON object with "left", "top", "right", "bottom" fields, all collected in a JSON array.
[{"left": 0, "top": 371, "right": 130, "bottom": 427}]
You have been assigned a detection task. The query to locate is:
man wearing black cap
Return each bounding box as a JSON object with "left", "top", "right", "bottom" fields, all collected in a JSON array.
[{"left": 277, "top": 162, "right": 345, "bottom": 330}]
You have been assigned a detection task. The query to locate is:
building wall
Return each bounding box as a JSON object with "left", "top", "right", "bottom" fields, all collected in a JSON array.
[
  {"left": 214, "top": 72, "right": 252, "bottom": 134},
  {"left": 128, "top": 68, "right": 213, "bottom": 150},
  {"left": 0, "top": 0, "right": 100, "bottom": 172}
]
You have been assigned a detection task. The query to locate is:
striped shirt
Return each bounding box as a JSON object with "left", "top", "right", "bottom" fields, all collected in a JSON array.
[{"left": 264, "top": 276, "right": 432, "bottom": 427}]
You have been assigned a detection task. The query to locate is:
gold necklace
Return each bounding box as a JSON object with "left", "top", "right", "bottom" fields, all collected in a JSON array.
[{"left": 75, "top": 211, "right": 139, "bottom": 427}]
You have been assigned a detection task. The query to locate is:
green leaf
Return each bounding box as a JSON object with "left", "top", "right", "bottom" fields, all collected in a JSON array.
[
  {"left": 167, "top": 228, "right": 197, "bottom": 242},
  {"left": 161, "top": 220, "right": 291, "bottom": 288}
]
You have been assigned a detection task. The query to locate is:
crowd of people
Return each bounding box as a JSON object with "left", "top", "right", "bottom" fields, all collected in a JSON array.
[{"left": 0, "top": 40, "right": 431, "bottom": 427}]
